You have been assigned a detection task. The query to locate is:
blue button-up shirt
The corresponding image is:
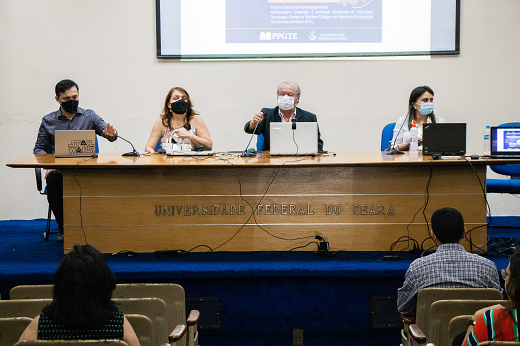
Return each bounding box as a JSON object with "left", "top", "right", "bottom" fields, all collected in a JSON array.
[{"left": 33, "top": 107, "right": 117, "bottom": 154}]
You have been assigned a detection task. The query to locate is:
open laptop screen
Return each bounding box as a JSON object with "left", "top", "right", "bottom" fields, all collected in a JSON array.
[
  {"left": 422, "top": 123, "right": 467, "bottom": 156},
  {"left": 491, "top": 126, "right": 520, "bottom": 156},
  {"left": 54, "top": 130, "right": 96, "bottom": 158},
  {"left": 270, "top": 122, "right": 318, "bottom": 155}
]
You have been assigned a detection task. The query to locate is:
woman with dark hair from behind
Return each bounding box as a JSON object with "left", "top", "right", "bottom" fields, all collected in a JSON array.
[
  {"left": 459, "top": 249, "right": 520, "bottom": 346},
  {"left": 18, "top": 244, "right": 140, "bottom": 346},
  {"left": 390, "top": 86, "right": 445, "bottom": 151}
]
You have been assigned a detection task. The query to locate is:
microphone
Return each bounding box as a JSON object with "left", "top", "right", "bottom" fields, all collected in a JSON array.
[
  {"left": 104, "top": 129, "right": 140, "bottom": 157},
  {"left": 241, "top": 120, "right": 259, "bottom": 158},
  {"left": 386, "top": 112, "right": 410, "bottom": 156}
]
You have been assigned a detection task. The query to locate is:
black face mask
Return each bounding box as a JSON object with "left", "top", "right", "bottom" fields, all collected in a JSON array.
[
  {"left": 61, "top": 99, "right": 79, "bottom": 114},
  {"left": 170, "top": 99, "right": 189, "bottom": 114}
]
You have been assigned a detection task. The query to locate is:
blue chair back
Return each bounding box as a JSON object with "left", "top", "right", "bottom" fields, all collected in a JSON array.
[
  {"left": 155, "top": 141, "right": 162, "bottom": 152},
  {"left": 381, "top": 122, "right": 396, "bottom": 151},
  {"left": 490, "top": 122, "right": 520, "bottom": 176},
  {"left": 256, "top": 134, "right": 264, "bottom": 152}
]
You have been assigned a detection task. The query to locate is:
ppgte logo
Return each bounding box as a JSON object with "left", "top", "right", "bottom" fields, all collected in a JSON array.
[{"left": 259, "top": 32, "right": 298, "bottom": 40}]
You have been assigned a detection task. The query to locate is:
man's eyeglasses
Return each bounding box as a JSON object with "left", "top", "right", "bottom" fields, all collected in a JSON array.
[{"left": 501, "top": 269, "right": 510, "bottom": 280}]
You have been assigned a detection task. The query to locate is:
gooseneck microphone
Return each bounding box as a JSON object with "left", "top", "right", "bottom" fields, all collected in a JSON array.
[
  {"left": 386, "top": 112, "right": 409, "bottom": 156},
  {"left": 241, "top": 120, "right": 259, "bottom": 158},
  {"left": 104, "top": 129, "right": 140, "bottom": 157}
]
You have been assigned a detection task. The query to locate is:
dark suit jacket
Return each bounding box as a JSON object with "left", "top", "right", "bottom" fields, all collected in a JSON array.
[{"left": 244, "top": 107, "right": 324, "bottom": 152}]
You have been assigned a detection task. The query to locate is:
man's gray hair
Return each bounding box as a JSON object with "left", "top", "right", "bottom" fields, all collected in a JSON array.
[{"left": 277, "top": 81, "right": 301, "bottom": 96}]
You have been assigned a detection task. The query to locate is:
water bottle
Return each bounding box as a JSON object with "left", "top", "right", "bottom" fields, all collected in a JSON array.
[
  {"left": 409, "top": 121, "right": 419, "bottom": 155},
  {"left": 484, "top": 125, "right": 491, "bottom": 155}
]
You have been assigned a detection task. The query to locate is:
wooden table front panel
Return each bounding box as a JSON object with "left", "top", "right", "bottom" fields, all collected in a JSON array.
[{"left": 62, "top": 164, "right": 487, "bottom": 253}]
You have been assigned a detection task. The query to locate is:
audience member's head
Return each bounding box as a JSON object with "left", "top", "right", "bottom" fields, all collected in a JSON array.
[
  {"left": 431, "top": 207, "right": 465, "bottom": 244},
  {"left": 43, "top": 244, "right": 116, "bottom": 328}
]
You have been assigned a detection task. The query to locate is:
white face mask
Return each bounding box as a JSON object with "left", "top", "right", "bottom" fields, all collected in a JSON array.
[{"left": 277, "top": 95, "right": 296, "bottom": 110}]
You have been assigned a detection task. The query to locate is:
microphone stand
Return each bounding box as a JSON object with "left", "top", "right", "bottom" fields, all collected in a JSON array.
[
  {"left": 241, "top": 122, "right": 259, "bottom": 157},
  {"left": 386, "top": 113, "right": 409, "bottom": 155},
  {"left": 105, "top": 129, "right": 140, "bottom": 157}
]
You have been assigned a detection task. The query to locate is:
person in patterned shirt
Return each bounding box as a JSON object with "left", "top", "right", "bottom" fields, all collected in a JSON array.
[
  {"left": 461, "top": 249, "right": 520, "bottom": 346},
  {"left": 397, "top": 207, "right": 502, "bottom": 316},
  {"left": 18, "top": 245, "right": 140, "bottom": 346}
]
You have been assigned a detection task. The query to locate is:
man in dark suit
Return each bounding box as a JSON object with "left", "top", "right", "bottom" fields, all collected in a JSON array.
[{"left": 243, "top": 81, "right": 324, "bottom": 152}]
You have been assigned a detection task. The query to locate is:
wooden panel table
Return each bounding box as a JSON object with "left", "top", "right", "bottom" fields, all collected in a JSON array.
[{"left": 8, "top": 152, "right": 510, "bottom": 254}]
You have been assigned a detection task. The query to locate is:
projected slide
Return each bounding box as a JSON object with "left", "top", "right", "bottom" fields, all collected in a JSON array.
[
  {"left": 225, "top": 0, "right": 382, "bottom": 44},
  {"left": 156, "top": 0, "right": 460, "bottom": 59}
]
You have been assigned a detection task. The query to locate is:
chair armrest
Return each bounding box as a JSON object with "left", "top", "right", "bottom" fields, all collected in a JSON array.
[
  {"left": 35, "top": 168, "right": 43, "bottom": 193},
  {"left": 187, "top": 310, "right": 200, "bottom": 326},
  {"left": 168, "top": 324, "right": 187, "bottom": 343},
  {"left": 401, "top": 313, "right": 416, "bottom": 325},
  {"left": 409, "top": 324, "right": 427, "bottom": 344}
]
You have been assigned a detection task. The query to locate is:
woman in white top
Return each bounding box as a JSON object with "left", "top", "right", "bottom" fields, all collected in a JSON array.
[
  {"left": 145, "top": 87, "right": 212, "bottom": 152},
  {"left": 391, "top": 86, "right": 445, "bottom": 151}
]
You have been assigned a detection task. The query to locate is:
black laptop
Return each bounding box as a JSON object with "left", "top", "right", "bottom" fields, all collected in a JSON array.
[
  {"left": 422, "top": 123, "right": 467, "bottom": 156},
  {"left": 491, "top": 126, "right": 520, "bottom": 158}
]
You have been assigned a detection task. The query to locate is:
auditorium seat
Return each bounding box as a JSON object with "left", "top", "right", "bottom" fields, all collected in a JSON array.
[
  {"left": 125, "top": 314, "right": 153, "bottom": 346},
  {"left": 0, "top": 317, "right": 32, "bottom": 346},
  {"left": 448, "top": 314, "right": 472, "bottom": 346},
  {"left": 165, "top": 324, "right": 187, "bottom": 346},
  {"left": 0, "top": 298, "right": 165, "bottom": 346},
  {"left": 10, "top": 285, "right": 53, "bottom": 299},
  {"left": 9, "top": 284, "right": 199, "bottom": 346},
  {"left": 113, "top": 298, "right": 168, "bottom": 346},
  {"left": 401, "top": 288, "right": 502, "bottom": 346},
  {"left": 113, "top": 284, "right": 199, "bottom": 346},
  {"left": 381, "top": 122, "right": 396, "bottom": 151},
  {"left": 429, "top": 299, "right": 508, "bottom": 346},
  {"left": 0, "top": 299, "right": 51, "bottom": 319}
]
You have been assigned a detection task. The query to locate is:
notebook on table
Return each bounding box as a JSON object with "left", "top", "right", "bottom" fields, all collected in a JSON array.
[
  {"left": 54, "top": 130, "right": 96, "bottom": 158},
  {"left": 422, "top": 123, "right": 467, "bottom": 156},
  {"left": 269, "top": 122, "right": 318, "bottom": 155},
  {"left": 491, "top": 126, "right": 520, "bottom": 158}
]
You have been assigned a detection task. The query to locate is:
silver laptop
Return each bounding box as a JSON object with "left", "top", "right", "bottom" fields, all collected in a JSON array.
[
  {"left": 54, "top": 130, "right": 96, "bottom": 158},
  {"left": 166, "top": 151, "right": 214, "bottom": 156},
  {"left": 491, "top": 126, "right": 520, "bottom": 158},
  {"left": 270, "top": 122, "right": 318, "bottom": 155}
]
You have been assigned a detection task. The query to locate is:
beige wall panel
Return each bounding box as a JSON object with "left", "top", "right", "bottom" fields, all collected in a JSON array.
[{"left": 63, "top": 224, "right": 486, "bottom": 253}]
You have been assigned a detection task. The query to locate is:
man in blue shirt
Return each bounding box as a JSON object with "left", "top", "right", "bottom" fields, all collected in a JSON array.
[{"left": 33, "top": 79, "right": 118, "bottom": 241}]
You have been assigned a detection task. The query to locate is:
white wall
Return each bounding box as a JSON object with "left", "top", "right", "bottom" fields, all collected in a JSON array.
[{"left": 1, "top": 0, "right": 519, "bottom": 219}]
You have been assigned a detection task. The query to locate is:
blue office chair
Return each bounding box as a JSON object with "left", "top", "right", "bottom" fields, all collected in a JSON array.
[
  {"left": 381, "top": 122, "right": 396, "bottom": 151},
  {"left": 487, "top": 122, "right": 520, "bottom": 194},
  {"left": 256, "top": 133, "right": 264, "bottom": 152},
  {"left": 35, "top": 137, "right": 99, "bottom": 241}
]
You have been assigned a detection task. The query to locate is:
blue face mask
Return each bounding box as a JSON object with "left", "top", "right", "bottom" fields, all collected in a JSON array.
[{"left": 418, "top": 103, "right": 434, "bottom": 115}]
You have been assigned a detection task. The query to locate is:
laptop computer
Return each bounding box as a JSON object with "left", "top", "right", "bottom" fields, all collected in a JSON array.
[
  {"left": 54, "top": 130, "right": 96, "bottom": 158},
  {"left": 166, "top": 151, "right": 214, "bottom": 156},
  {"left": 422, "top": 123, "right": 467, "bottom": 156},
  {"left": 491, "top": 126, "right": 520, "bottom": 158},
  {"left": 270, "top": 122, "right": 318, "bottom": 155}
]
